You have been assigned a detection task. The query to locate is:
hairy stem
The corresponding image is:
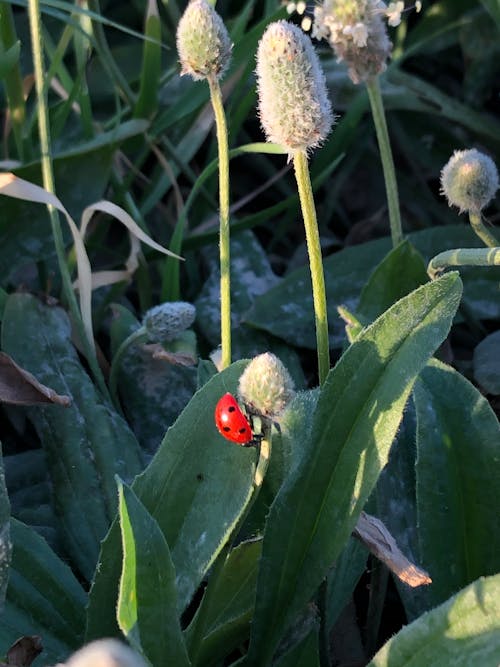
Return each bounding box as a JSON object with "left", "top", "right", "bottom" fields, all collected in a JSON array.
[
  {"left": 294, "top": 150, "right": 330, "bottom": 386},
  {"left": 209, "top": 76, "right": 232, "bottom": 369},
  {"left": 366, "top": 77, "right": 403, "bottom": 248}
]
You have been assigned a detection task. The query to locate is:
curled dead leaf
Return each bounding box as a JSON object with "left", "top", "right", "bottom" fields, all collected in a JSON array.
[
  {"left": 0, "top": 352, "right": 71, "bottom": 406},
  {"left": 353, "top": 511, "right": 432, "bottom": 588}
]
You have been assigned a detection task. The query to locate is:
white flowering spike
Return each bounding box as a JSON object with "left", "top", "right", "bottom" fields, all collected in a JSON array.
[
  {"left": 176, "top": 0, "right": 232, "bottom": 81},
  {"left": 313, "top": 0, "right": 392, "bottom": 84},
  {"left": 256, "top": 20, "right": 333, "bottom": 157},
  {"left": 143, "top": 301, "right": 196, "bottom": 342},
  {"left": 66, "top": 639, "right": 147, "bottom": 667},
  {"left": 440, "top": 149, "right": 499, "bottom": 214},
  {"left": 238, "top": 352, "right": 295, "bottom": 419}
]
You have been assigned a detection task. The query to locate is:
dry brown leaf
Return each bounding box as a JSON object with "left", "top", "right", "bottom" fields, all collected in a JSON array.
[
  {"left": 0, "top": 352, "right": 71, "bottom": 406},
  {"left": 5, "top": 636, "right": 43, "bottom": 667},
  {"left": 353, "top": 511, "right": 432, "bottom": 588}
]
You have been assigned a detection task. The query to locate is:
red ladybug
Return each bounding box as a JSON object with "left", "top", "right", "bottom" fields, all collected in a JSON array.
[{"left": 214, "top": 393, "right": 254, "bottom": 446}]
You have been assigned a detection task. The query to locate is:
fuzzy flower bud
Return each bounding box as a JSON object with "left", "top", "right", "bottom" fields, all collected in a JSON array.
[
  {"left": 313, "top": 0, "right": 392, "bottom": 84},
  {"left": 255, "top": 20, "right": 333, "bottom": 156},
  {"left": 65, "top": 639, "right": 147, "bottom": 667},
  {"left": 143, "top": 302, "right": 196, "bottom": 342},
  {"left": 176, "top": 0, "right": 232, "bottom": 81},
  {"left": 238, "top": 352, "right": 295, "bottom": 419},
  {"left": 440, "top": 148, "right": 499, "bottom": 214}
]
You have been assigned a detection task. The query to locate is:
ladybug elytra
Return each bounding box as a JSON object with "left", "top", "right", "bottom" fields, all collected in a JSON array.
[{"left": 214, "top": 393, "right": 256, "bottom": 446}]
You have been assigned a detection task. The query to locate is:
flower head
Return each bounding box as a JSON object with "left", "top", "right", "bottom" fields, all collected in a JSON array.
[
  {"left": 440, "top": 149, "right": 499, "bottom": 214},
  {"left": 238, "top": 352, "right": 295, "bottom": 419},
  {"left": 176, "top": 0, "right": 232, "bottom": 81},
  {"left": 313, "top": 0, "right": 392, "bottom": 84},
  {"left": 143, "top": 302, "right": 196, "bottom": 342},
  {"left": 256, "top": 20, "right": 333, "bottom": 157}
]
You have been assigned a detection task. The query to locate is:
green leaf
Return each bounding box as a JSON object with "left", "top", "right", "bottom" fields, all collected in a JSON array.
[
  {"left": 274, "top": 628, "right": 320, "bottom": 667},
  {"left": 246, "top": 273, "right": 463, "bottom": 666},
  {"left": 246, "top": 225, "right": 494, "bottom": 349},
  {"left": 355, "top": 241, "right": 429, "bottom": 324},
  {"left": 0, "top": 519, "right": 86, "bottom": 665},
  {"left": 86, "top": 362, "right": 256, "bottom": 640},
  {"left": 373, "top": 404, "right": 429, "bottom": 621},
  {"left": 117, "top": 480, "right": 190, "bottom": 667},
  {"left": 325, "top": 537, "right": 367, "bottom": 631},
  {"left": 1, "top": 294, "right": 143, "bottom": 580},
  {"left": 414, "top": 359, "right": 500, "bottom": 607},
  {"left": 133, "top": 2, "right": 161, "bottom": 119},
  {"left": 0, "top": 444, "right": 11, "bottom": 616},
  {"left": 0, "top": 40, "right": 20, "bottom": 78},
  {"left": 479, "top": 0, "right": 500, "bottom": 28},
  {"left": 109, "top": 305, "right": 197, "bottom": 455},
  {"left": 367, "top": 573, "right": 500, "bottom": 667},
  {"left": 0, "top": 120, "right": 148, "bottom": 283},
  {"left": 473, "top": 331, "right": 500, "bottom": 395},
  {"left": 185, "top": 539, "right": 261, "bottom": 667}
]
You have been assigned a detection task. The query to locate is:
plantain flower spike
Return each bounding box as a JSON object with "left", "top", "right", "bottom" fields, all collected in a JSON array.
[
  {"left": 143, "top": 301, "right": 196, "bottom": 342},
  {"left": 440, "top": 148, "right": 499, "bottom": 214},
  {"left": 176, "top": 0, "right": 232, "bottom": 81},
  {"left": 238, "top": 352, "right": 295, "bottom": 420},
  {"left": 313, "top": 0, "right": 393, "bottom": 84},
  {"left": 256, "top": 20, "right": 333, "bottom": 158}
]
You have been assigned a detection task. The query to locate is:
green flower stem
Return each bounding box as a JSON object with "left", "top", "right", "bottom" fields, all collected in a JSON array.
[
  {"left": 469, "top": 211, "right": 499, "bottom": 248},
  {"left": 208, "top": 75, "right": 231, "bottom": 369},
  {"left": 27, "top": 0, "right": 109, "bottom": 400},
  {"left": 0, "top": 3, "right": 27, "bottom": 160},
  {"left": 366, "top": 77, "right": 403, "bottom": 248},
  {"left": 294, "top": 150, "right": 330, "bottom": 386},
  {"left": 427, "top": 247, "right": 500, "bottom": 279},
  {"left": 109, "top": 326, "right": 148, "bottom": 411}
]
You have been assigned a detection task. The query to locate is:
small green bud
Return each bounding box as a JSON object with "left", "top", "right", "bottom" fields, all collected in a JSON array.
[
  {"left": 176, "top": 0, "right": 232, "bottom": 81},
  {"left": 440, "top": 148, "right": 499, "bottom": 214},
  {"left": 143, "top": 302, "right": 196, "bottom": 342},
  {"left": 256, "top": 20, "right": 333, "bottom": 156},
  {"left": 66, "top": 639, "right": 147, "bottom": 667},
  {"left": 238, "top": 352, "right": 295, "bottom": 419}
]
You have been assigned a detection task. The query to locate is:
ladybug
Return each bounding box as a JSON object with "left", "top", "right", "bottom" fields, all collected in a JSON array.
[{"left": 214, "top": 393, "right": 256, "bottom": 446}]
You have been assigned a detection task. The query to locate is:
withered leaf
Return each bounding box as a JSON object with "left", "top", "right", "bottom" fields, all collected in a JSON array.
[
  {"left": 5, "top": 635, "right": 43, "bottom": 666},
  {"left": 0, "top": 352, "right": 71, "bottom": 406},
  {"left": 353, "top": 511, "right": 432, "bottom": 588}
]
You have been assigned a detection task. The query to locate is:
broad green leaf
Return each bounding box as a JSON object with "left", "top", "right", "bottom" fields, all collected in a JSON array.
[
  {"left": 246, "top": 225, "right": 495, "bottom": 349},
  {"left": 0, "top": 519, "right": 86, "bottom": 665},
  {"left": 373, "top": 404, "right": 429, "bottom": 622},
  {"left": 325, "top": 537, "right": 367, "bottom": 631},
  {"left": 3, "top": 450, "right": 59, "bottom": 550},
  {"left": 355, "top": 241, "right": 428, "bottom": 324},
  {"left": 117, "top": 481, "right": 190, "bottom": 667},
  {"left": 185, "top": 539, "right": 261, "bottom": 667},
  {"left": 274, "top": 628, "right": 320, "bottom": 667},
  {"left": 480, "top": 0, "right": 500, "bottom": 27},
  {"left": 473, "top": 330, "right": 500, "bottom": 394},
  {"left": 195, "top": 230, "right": 305, "bottom": 380},
  {"left": 246, "top": 273, "right": 463, "bottom": 666},
  {"left": 86, "top": 362, "right": 256, "bottom": 640},
  {"left": 1, "top": 294, "right": 143, "bottom": 580},
  {"left": 367, "top": 574, "right": 500, "bottom": 667},
  {"left": 414, "top": 359, "right": 500, "bottom": 607},
  {"left": 0, "top": 444, "right": 11, "bottom": 615},
  {"left": 109, "top": 305, "right": 197, "bottom": 455}
]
